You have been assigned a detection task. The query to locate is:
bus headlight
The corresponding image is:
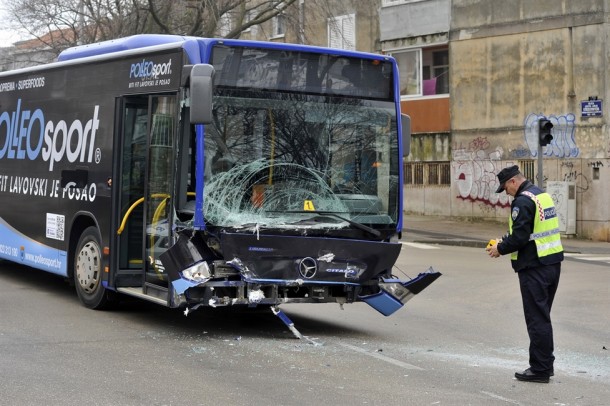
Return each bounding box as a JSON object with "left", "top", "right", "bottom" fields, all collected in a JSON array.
[{"left": 181, "top": 261, "right": 211, "bottom": 283}]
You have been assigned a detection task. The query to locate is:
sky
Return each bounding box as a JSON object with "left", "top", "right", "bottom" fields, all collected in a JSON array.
[
  {"left": 0, "top": 2, "right": 29, "bottom": 47},
  {"left": 0, "top": 28, "right": 23, "bottom": 47}
]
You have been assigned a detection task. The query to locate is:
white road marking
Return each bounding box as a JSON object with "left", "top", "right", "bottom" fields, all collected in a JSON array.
[
  {"left": 401, "top": 242, "right": 440, "bottom": 250},
  {"left": 338, "top": 342, "right": 423, "bottom": 370},
  {"left": 480, "top": 391, "right": 522, "bottom": 405},
  {"left": 564, "top": 253, "right": 610, "bottom": 264}
]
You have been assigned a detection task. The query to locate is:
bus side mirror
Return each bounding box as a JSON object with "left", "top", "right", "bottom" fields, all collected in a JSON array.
[
  {"left": 401, "top": 113, "right": 411, "bottom": 157},
  {"left": 189, "top": 64, "right": 215, "bottom": 125}
]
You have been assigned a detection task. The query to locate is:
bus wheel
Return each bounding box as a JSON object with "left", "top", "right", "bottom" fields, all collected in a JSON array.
[{"left": 74, "top": 226, "right": 111, "bottom": 309}]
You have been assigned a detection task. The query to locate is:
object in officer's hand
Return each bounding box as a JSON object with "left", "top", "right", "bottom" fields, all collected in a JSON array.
[{"left": 486, "top": 239, "right": 496, "bottom": 249}]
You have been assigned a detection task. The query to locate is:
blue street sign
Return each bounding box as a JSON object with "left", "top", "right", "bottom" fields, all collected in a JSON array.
[{"left": 581, "top": 100, "right": 603, "bottom": 117}]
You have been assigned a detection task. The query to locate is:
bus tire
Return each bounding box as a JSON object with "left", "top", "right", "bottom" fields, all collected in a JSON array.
[{"left": 74, "top": 226, "right": 112, "bottom": 309}]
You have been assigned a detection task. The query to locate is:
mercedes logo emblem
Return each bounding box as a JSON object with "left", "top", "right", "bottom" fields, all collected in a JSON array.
[{"left": 298, "top": 257, "right": 318, "bottom": 279}]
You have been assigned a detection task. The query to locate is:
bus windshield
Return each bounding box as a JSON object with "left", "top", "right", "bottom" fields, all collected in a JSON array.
[{"left": 202, "top": 45, "right": 400, "bottom": 233}]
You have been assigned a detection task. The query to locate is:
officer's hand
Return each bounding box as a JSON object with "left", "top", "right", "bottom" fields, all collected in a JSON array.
[{"left": 486, "top": 240, "right": 501, "bottom": 258}]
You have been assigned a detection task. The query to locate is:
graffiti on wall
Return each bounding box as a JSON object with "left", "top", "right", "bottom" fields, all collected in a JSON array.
[
  {"left": 510, "top": 145, "right": 531, "bottom": 158},
  {"left": 453, "top": 112, "right": 582, "bottom": 209},
  {"left": 558, "top": 160, "right": 596, "bottom": 194},
  {"left": 523, "top": 113, "right": 579, "bottom": 158},
  {"left": 452, "top": 142, "right": 511, "bottom": 208},
  {"left": 562, "top": 171, "right": 590, "bottom": 192}
]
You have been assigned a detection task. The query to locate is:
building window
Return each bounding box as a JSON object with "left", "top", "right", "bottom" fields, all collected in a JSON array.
[
  {"left": 404, "top": 163, "right": 414, "bottom": 184},
  {"left": 391, "top": 45, "right": 449, "bottom": 98},
  {"left": 518, "top": 159, "right": 535, "bottom": 182},
  {"left": 404, "top": 161, "right": 451, "bottom": 186},
  {"left": 328, "top": 14, "right": 355, "bottom": 50},
  {"left": 428, "top": 49, "right": 449, "bottom": 94},
  {"left": 273, "top": 13, "right": 286, "bottom": 38},
  {"left": 392, "top": 49, "right": 421, "bottom": 96},
  {"left": 413, "top": 162, "right": 424, "bottom": 185}
]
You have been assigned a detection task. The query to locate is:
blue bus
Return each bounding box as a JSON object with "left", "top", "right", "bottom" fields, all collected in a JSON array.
[{"left": 0, "top": 34, "right": 439, "bottom": 325}]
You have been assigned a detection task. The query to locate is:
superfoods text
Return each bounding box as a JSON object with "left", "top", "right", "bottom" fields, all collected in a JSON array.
[{"left": 0, "top": 99, "right": 100, "bottom": 171}]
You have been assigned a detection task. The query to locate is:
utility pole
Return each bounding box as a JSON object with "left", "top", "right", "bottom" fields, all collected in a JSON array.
[{"left": 77, "top": 0, "right": 84, "bottom": 45}]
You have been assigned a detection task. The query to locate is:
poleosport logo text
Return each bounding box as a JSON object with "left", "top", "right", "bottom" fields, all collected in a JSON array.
[{"left": 0, "top": 99, "right": 100, "bottom": 171}]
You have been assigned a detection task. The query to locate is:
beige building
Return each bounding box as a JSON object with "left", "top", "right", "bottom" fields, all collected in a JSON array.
[
  {"left": 240, "top": 0, "right": 381, "bottom": 53},
  {"left": 383, "top": 0, "right": 610, "bottom": 241}
]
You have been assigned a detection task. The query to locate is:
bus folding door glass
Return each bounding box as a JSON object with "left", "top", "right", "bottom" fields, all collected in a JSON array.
[
  {"left": 145, "top": 96, "right": 177, "bottom": 287},
  {"left": 119, "top": 100, "right": 148, "bottom": 270}
]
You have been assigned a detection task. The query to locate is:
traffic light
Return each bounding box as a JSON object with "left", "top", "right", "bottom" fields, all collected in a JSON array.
[{"left": 538, "top": 118, "right": 553, "bottom": 146}]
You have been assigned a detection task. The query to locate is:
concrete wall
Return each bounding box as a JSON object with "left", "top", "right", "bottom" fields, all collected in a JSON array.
[
  {"left": 404, "top": 185, "right": 452, "bottom": 216},
  {"left": 451, "top": 0, "right": 603, "bottom": 36},
  {"left": 448, "top": 0, "right": 610, "bottom": 240},
  {"left": 380, "top": 0, "right": 450, "bottom": 41},
  {"left": 448, "top": 157, "right": 610, "bottom": 239},
  {"left": 409, "top": 133, "right": 451, "bottom": 161}
]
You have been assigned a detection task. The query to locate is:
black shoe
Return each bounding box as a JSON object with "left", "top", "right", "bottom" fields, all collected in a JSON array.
[{"left": 515, "top": 368, "right": 550, "bottom": 383}]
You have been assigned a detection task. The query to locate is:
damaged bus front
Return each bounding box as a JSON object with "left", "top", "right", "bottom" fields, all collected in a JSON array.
[
  {"left": 160, "top": 42, "right": 440, "bottom": 317},
  {"left": 0, "top": 35, "right": 436, "bottom": 326}
]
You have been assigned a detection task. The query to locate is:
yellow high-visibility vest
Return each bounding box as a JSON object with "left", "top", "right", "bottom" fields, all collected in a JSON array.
[{"left": 509, "top": 191, "right": 563, "bottom": 260}]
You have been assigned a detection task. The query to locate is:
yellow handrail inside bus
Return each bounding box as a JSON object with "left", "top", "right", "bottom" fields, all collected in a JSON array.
[
  {"left": 117, "top": 192, "right": 196, "bottom": 235},
  {"left": 117, "top": 192, "right": 196, "bottom": 275},
  {"left": 117, "top": 193, "right": 170, "bottom": 235},
  {"left": 117, "top": 197, "right": 144, "bottom": 235},
  {"left": 148, "top": 191, "right": 196, "bottom": 269}
]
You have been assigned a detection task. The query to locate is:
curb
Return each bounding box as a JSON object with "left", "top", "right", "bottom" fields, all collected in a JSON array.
[
  {"left": 410, "top": 238, "right": 585, "bottom": 254},
  {"left": 412, "top": 239, "right": 487, "bottom": 249}
]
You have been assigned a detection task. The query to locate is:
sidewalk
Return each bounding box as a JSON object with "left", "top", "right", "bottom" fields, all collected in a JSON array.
[{"left": 403, "top": 214, "right": 610, "bottom": 255}]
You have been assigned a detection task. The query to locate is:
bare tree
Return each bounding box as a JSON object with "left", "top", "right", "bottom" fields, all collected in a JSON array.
[
  {"left": 145, "top": 0, "right": 300, "bottom": 39},
  {"left": 3, "top": 0, "right": 379, "bottom": 70},
  {"left": 5, "top": 0, "right": 298, "bottom": 56}
]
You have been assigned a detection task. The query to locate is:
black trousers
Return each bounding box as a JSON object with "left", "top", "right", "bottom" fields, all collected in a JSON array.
[{"left": 518, "top": 262, "right": 561, "bottom": 375}]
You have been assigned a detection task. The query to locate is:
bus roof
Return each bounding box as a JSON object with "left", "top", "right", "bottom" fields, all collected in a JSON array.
[
  {"left": 0, "top": 39, "right": 191, "bottom": 79},
  {"left": 57, "top": 34, "right": 192, "bottom": 61},
  {"left": 58, "top": 34, "right": 394, "bottom": 64}
]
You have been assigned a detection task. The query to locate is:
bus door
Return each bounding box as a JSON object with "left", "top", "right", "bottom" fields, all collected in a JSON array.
[{"left": 115, "top": 94, "right": 178, "bottom": 301}]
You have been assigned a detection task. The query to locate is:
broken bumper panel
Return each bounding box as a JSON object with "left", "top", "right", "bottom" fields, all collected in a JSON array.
[
  {"left": 359, "top": 268, "right": 441, "bottom": 316},
  {"left": 160, "top": 232, "right": 441, "bottom": 315},
  {"left": 219, "top": 232, "right": 402, "bottom": 284}
]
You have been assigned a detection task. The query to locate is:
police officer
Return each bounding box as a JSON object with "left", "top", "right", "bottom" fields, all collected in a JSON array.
[{"left": 486, "top": 165, "right": 563, "bottom": 383}]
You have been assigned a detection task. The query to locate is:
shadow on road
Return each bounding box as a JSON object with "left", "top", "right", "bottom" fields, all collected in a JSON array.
[{"left": 1, "top": 261, "right": 370, "bottom": 340}]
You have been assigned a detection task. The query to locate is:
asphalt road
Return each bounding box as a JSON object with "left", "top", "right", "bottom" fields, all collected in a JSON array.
[{"left": 1, "top": 244, "right": 608, "bottom": 406}]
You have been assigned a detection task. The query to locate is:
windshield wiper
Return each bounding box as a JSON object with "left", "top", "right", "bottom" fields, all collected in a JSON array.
[{"left": 287, "top": 211, "right": 381, "bottom": 238}]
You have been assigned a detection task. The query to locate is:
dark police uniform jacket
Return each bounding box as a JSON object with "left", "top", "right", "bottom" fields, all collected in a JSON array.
[{"left": 497, "top": 180, "right": 564, "bottom": 272}]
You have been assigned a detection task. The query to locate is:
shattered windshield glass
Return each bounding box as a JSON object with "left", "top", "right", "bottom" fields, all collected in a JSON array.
[{"left": 202, "top": 46, "right": 400, "bottom": 232}]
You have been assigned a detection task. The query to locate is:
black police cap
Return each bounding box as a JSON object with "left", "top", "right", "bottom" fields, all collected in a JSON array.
[{"left": 495, "top": 165, "right": 520, "bottom": 193}]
